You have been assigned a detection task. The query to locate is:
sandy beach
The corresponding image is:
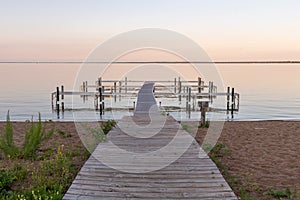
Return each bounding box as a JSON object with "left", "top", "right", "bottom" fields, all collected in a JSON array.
[
  {"left": 1, "top": 120, "right": 299, "bottom": 199},
  {"left": 196, "top": 120, "right": 300, "bottom": 199}
]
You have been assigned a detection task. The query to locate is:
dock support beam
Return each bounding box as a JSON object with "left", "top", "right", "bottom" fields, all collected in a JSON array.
[
  {"left": 199, "top": 101, "right": 209, "bottom": 127},
  {"left": 227, "top": 87, "right": 230, "bottom": 111},
  {"left": 174, "top": 78, "right": 177, "bottom": 93},
  {"left": 114, "top": 82, "right": 117, "bottom": 102},
  {"left": 125, "top": 77, "right": 128, "bottom": 94},
  {"left": 198, "top": 77, "right": 201, "bottom": 93},
  {"left": 56, "top": 87, "right": 60, "bottom": 117},
  {"left": 61, "top": 85, "right": 64, "bottom": 112},
  {"left": 231, "top": 87, "right": 235, "bottom": 113}
]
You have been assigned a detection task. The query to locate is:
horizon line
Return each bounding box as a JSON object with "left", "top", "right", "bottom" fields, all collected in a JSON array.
[{"left": 0, "top": 61, "right": 300, "bottom": 64}]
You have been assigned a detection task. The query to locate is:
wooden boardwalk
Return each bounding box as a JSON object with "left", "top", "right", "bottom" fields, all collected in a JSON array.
[{"left": 63, "top": 82, "right": 237, "bottom": 199}]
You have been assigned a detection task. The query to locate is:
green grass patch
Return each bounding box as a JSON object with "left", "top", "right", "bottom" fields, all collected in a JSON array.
[
  {"left": 265, "top": 188, "right": 293, "bottom": 199},
  {"left": 0, "top": 112, "right": 54, "bottom": 159},
  {"left": 0, "top": 116, "right": 117, "bottom": 199}
]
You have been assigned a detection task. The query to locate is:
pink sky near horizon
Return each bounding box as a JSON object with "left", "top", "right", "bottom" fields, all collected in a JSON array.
[{"left": 1, "top": 1, "right": 300, "bottom": 61}]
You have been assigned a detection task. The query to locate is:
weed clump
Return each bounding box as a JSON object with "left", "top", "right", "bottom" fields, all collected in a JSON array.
[{"left": 0, "top": 112, "right": 54, "bottom": 159}]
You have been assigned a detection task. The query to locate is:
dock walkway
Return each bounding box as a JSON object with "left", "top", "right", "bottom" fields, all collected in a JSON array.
[{"left": 63, "top": 82, "right": 237, "bottom": 199}]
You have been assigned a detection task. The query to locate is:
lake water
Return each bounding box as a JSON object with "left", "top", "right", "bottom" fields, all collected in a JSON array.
[{"left": 0, "top": 63, "right": 299, "bottom": 121}]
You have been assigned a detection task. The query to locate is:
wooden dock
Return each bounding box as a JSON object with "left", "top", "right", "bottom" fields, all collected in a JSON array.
[
  {"left": 51, "top": 77, "right": 240, "bottom": 116},
  {"left": 63, "top": 82, "right": 237, "bottom": 199}
]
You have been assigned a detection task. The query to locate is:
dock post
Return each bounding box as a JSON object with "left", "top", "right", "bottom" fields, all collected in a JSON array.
[
  {"left": 99, "top": 85, "right": 102, "bottom": 115},
  {"left": 125, "top": 77, "right": 128, "bottom": 94},
  {"left": 231, "top": 87, "right": 235, "bottom": 112},
  {"left": 61, "top": 85, "right": 64, "bottom": 112},
  {"left": 178, "top": 79, "right": 182, "bottom": 102},
  {"left": 119, "top": 81, "right": 122, "bottom": 101},
  {"left": 227, "top": 87, "right": 230, "bottom": 110},
  {"left": 82, "top": 81, "right": 86, "bottom": 102},
  {"left": 198, "top": 77, "right": 201, "bottom": 93},
  {"left": 188, "top": 103, "right": 191, "bottom": 119},
  {"left": 98, "top": 77, "right": 102, "bottom": 87},
  {"left": 114, "top": 82, "right": 117, "bottom": 102},
  {"left": 188, "top": 87, "right": 191, "bottom": 102},
  {"left": 209, "top": 81, "right": 214, "bottom": 102},
  {"left": 133, "top": 101, "right": 136, "bottom": 111},
  {"left": 188, "top": 87, "right": 192, "bottom": 118},
  {"left": 56, "top": 86, "right": 60, "bottom": 113},
  {"left": 51, "top": 93, "right": 54, "bottom": 110},
  {"left": 200, "top": 102, "right": 209, "bottom": 127},
  {"left": 102, "top": 86, "right": 105, "bottom": 112},
  {"left": 209, "top": 81, "right": 212, "bottom": 93},
  {"left": 178, "top": 77, "right": 181, "bottom": 93},
  {"left": 85, "top": 81, "right": 88, "bottom": 101},
  {"left": 237, "top": 94, "right": 240, "bottom": 110},
  {"left": 94, "top": 96, "right": 98, "bottom": 110},
  {"left": 174, "top": 78, "right": 177, "bottom": 93},
  {"left": 192, "top": 95, "right": 195, "bottom": 111}
]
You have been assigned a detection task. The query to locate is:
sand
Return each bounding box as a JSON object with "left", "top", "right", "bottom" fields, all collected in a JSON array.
[
  {"left": 1, "top": 120, "right": 299, "bottom": 199},
  {"left": 196, "top": 121, "right": 300, "bottom": 199}
]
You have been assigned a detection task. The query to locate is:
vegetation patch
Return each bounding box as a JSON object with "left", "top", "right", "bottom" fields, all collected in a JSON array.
[{"left": 0, "top": 113, "right": 116, "bottom": 199}]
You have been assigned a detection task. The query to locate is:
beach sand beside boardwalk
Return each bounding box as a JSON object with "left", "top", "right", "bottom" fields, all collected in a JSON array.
[
  {"left": 0, "top": 120, "right": 299, "bottom": 199},
  {"left": 196, "top": 121, "right": 300, "bottom": 199}
]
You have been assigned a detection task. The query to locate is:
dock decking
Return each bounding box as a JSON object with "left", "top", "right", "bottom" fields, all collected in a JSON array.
[{"left": 63, "top": 82, "right": 237, "bottom": 199}]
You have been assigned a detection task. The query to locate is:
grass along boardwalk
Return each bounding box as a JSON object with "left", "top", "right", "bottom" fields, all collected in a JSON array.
[{"left": 63, "top": 82, "right": 237, "bottom": 199}]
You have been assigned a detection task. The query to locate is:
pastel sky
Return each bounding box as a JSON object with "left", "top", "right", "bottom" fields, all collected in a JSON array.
[{"left": 1, "top": 0, "right": 300, "bottom": 61}]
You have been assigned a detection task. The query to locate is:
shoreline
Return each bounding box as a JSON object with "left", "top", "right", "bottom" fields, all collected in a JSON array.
[{"left": 1, "top": 119, "right": 300, "bottom": 123}]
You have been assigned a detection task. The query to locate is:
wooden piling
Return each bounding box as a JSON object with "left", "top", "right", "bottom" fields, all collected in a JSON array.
[
  {"left": 94, "top": 96, "right": 98, "bottom": 110},
  {"left": 174, "top": 78, "right": 177, "bottom": 93},
  {"left": 102, "top": 86, "right": 105, "bottom": 112},
  {"left": 99, "top": 85, "right": 102, "bottom": 115},
  {"left": 200, "top": 101, "right": 209, "bottom": 127},
  {"left": 178, "top": 77, "right": 181, "bottom": 93},
  {"left": 56, "top": 87, "right": 60, "bottom": 113},
  {"left": 51, "top": 93, "right": 54, "bottom": 110},
  {"left": 188, "top": 103, "right": 191, "bottom": 119},
  {"left": 114, "top": 82, "right": 117, "bottom": 102},
  {"left": 188, "top": 87, "right": 191, "bottom": 102},
  {"left": 61, "top": 85, "right": 64, "bottom": 112},
  {"left": 98, "top": 77, "right": 102, "bottom": 87},
  {"left": 119, "top": 81, "right": 122, "bottom": 101},
  {"left": 198, "top": 77, "right": 201, "bottom": 93},
  {"left": 179, "top": 80, "right": 182, "bottom": 93},
  {"left": 192, "top": 95, "right": 195, "bottom": 111},
  {"left": 125, "top": 77, "right": 128, "bottom": 93},
  {"left": 178, "top": 79, "right": 182, "bottom": 102},
  {"left": 231, "top": 87, "right": 235, "bottom": 112},
  {"left": 227, "top": 87, "right": 230, "bottom": 111},
  {"left": 82, "top": 82, "right": 85, "bottom": 102}
]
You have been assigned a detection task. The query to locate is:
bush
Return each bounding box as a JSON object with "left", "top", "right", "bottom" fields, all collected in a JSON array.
[
  {"left": 0, "top": 112, "right": 54, "bottom": 159},
  {"left": 0, "top": 111, "right": 19, "bottom": 158},
  {"left": 22, "top": 113, "right": 54, "bottom": 158},
  {"left": 0, "top": 170, "right": 16, "bottom": 193},
  {"left": 101, "top": 120, "right": 116, "bottom": 134}
]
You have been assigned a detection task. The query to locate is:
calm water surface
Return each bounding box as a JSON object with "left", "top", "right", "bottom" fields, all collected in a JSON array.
[{"left": 0, "top": 64, "right": 299, "bottom": 121}]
